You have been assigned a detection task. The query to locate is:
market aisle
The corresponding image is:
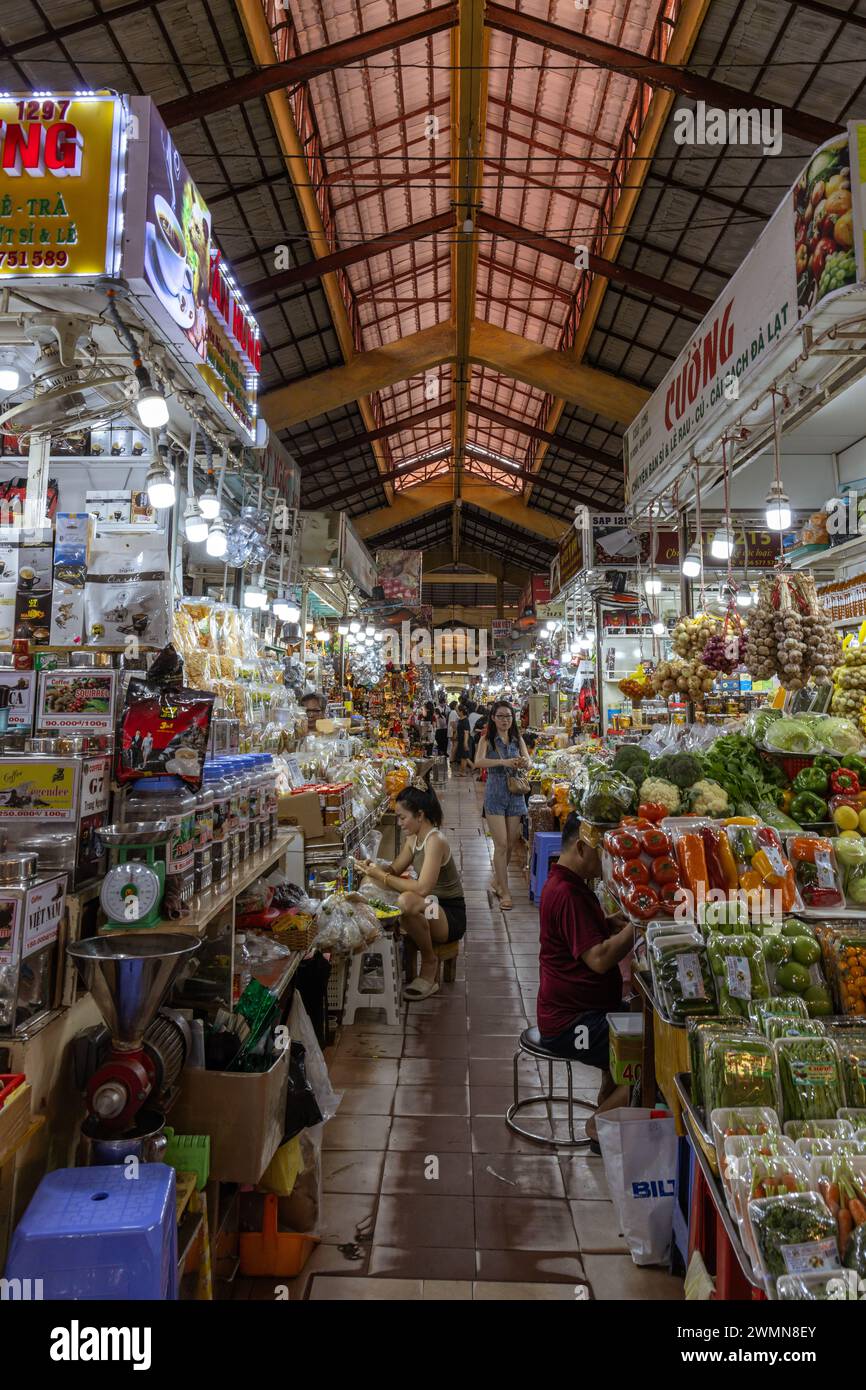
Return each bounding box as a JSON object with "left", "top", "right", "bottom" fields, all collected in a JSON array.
[{"left": 239, "top": 773, "right": 683, "bottom": 1301}]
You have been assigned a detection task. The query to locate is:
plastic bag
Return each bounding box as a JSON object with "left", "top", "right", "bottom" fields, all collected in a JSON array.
[
  {"left": 85, "top": 529, "right": 170, "bottom": 648},
  {"left": 312, "top": 892, "right": 382, "bottom": 955},
  {"left": 582, "top": 768, "right": 637, "bottom": 824},
  {"left": 282, "top": 1041, "right": 324, "bottom": 1140},
  {"left": 288, "top": 992, "right": 341, "bottom": 1123},
  {"left": 596, "top": 1108, "right": 678, "bottom": 1266},
  {"left": 357, "top": 829, "right": 382, "bottom": 863},
  {"left": 259, "top": 1135, "right": 303, "bottom": 1197}
]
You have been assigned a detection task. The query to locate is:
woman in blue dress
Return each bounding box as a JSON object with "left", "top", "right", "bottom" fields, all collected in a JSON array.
[{"left": 474, "top": 700, "right": 530, "bottom": 909}]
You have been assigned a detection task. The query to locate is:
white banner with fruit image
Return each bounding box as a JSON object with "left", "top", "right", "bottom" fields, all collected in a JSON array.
[{"left": 625, "top": 124, "right": 864, "bottom": 508}]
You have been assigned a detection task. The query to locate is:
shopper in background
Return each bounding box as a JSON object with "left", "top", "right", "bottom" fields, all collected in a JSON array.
[
  {"left": 300, "top": 690, "right": 326, "bottom": 733},
  {"left": 356, "top": 784, "right": 466, "bottom": 1000},
  {"left": 420, "top": 701, "right": 435, "bottom": 758},
  {"left": 434, "top": 707, "right": 448, "bottom": 758},
  {"left": 474, "top": 700, "right": 530, "bottom": 908},
  {"left": 447, "top": 699, "right": 460, "bottom": 768},
  {"left": 537, "top": 814, "right": 634, "bottom": 1151},
  {"left": 512, "top": 730, "right": 537, "bottom": 875},
  {"left": 454, "top": 703, "right": 473, "bottom": 777}
]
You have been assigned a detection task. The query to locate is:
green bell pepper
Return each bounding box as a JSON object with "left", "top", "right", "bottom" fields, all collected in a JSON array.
[
  {"left": 813, "top": 754, "right": 840, "bottom": 775},
  {"left": 842, "top": 753, "right": 866, "bottom": 781},
  {"left": 792, "top": 766, "right": 829, "bottom": 795},
  {"left": 790, "top": 790, "right": 828, "bottom": 823}
]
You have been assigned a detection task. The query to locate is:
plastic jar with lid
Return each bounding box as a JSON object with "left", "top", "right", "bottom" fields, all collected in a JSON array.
[
  {"left": 193, "top": 780, "right": 214, "bottom": 895},
  {"left": 124, "top": 776, "right": 196, "bottom": 908},
  {"left": 203, "top": 762, "right": 230, "bottom": 887},
  {"left": 240, "top": 756, "right": 261, "bottom": 857},
  {"left": 253, "top": 754, "right": 277, "bottom": 845},
  {"left": 247, "top": 755, "right": 270, "bottom": 851},
  {"left": 216, "top": 758, "right": 242, "bottom": 871}
]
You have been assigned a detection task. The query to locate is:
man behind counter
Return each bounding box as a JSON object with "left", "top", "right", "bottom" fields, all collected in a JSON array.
[
  {"left": 536, "top": 813, "right": 635, "bottom": 1151},
  {"left": 300, "top": 690, "right": 327, "bottom": 731}
]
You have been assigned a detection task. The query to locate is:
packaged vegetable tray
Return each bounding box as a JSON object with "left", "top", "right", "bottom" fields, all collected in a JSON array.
[
  {"left": 784, "top": 1118, "right": 855, "bottom": 1142},
  {"left": 815, "top": 923, "right": 866, "bottom": 1017},
  {"left": 749, "top": 995, "right": 810, "bottom": 1027},
  {"left": 809, "top": 1155, "right": 866, "bottom": 1265},
  {"left": 761, "top": 921, "right": 833, "bottom": 1018},
  {"left": 687, "top": 1018, "right": 751, "bottom": 1113},
  {"left": 776, "top": 1269, "right": 861, "bottom": 1299},
  {"left": 725, "top": 823, "right": 799, "bottom": 919},
  {"left": 649, "top": 933, "right": 717, "bottom": 1023},
  {"left": 762, "top": 1016, "right": 827, "bottom": 1042},
  {"left": 786, "top": 834, "right": 845, "bottom": 913},
  {"left": 720, "top": 1133, "right": 797, "bottom": 1211},
  {"left": 775, "top": 1036, "right": 846, "bottom": 1123},
  {"left": 706, "top": 933, "right": 771, "bottom": 1019},
  {"left": 837, "top": 1037, "right": 866, "bottom": 1108},
  {"left": 710, "top": 1105, "right": 782, "bottom": 1180},
  {"left": 839, "top": 1108, "right": 866, "bottom": 1128},
  {"left": 747, "top": 1191, "right": 840, "bottom": 1283},
  {"left": 704, "top": 1035, "right": 781, "bottom": 1115},
  {"left": 601, "top": 826, "right": 684, "bottom": 924}
]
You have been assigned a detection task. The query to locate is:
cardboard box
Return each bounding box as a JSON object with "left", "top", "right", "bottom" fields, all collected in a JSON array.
[
  {"left": 168, "top": 1046, "right": 291, "bottom": 1184},
  {"left": 607, "top": 1012, "right": 643, "bottom": 1086},
  {"left": 278, "top": 790, "right": 323, "bottom": 838}
]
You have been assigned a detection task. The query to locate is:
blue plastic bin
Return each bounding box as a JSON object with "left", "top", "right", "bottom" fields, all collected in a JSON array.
[{"left": 4, "top": 1163, "right": 177, "bottom": 1300}]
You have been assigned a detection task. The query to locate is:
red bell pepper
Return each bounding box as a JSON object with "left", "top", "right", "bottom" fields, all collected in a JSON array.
[
  {"left": 604, "top": 829, "right": 642, "bottom": 860},
  {"left": 651, "top": 854, "right": 679, "bottom": 885},
  {"left": 659, "top": 882, "right": 682, "bottom": 914},
  {"left": 641, "top": 828, "right": 671, "bottom": 857},
  {"left": 638, "top": 801, "right": 667, "bottom": 824},
  {"left": 830, "top": 767, "right": 861, "bottom": 795},
  {"left": 623, "top": 883, "right": 659, "bottom": 919},
  {"left": 620, "top": 859, "right": 650, "bottom": 888}
]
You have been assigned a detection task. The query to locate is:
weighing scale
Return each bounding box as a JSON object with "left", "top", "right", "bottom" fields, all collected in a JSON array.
[{"left": 99, "top": 821, "right": 171, "bottom": 930}]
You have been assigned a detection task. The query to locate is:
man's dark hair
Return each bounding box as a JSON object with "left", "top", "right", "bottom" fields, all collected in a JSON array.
[
  {"left": 561, "top": 812, "right": 582, "bottom": 849},
  {"left": 449, "top": 700, "right": 458, "bottom": 710}
]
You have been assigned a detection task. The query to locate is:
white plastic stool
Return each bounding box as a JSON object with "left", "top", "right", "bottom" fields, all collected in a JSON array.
[{"left": 342, "top": 934, "right": 402, "bottom": 1025}]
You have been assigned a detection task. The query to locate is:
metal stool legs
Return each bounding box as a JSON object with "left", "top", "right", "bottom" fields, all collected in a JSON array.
[{"left": 505, "top": 1043, "right": 595, "bottom": 1149}]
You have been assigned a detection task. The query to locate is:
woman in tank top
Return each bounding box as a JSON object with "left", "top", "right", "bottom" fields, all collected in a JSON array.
[{"left": 355, "top": 784, "right": 465, "bottom": 1000}]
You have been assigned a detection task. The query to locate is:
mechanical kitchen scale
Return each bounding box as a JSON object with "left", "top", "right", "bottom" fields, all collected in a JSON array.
[{"left": 99, "top": 821, "right": 171, "bottom": 930}]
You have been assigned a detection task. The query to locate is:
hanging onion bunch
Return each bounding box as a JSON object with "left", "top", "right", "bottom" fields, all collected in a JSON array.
[
  {"left": 831, "top": 645, "right": 866, "bottom": 728},
  {"left": 672, "top": 613, "right": 722, "bottom": 659},
  {"left": 744, "top": 571, "right": 841, "bottom": 689},
  {"left": 650, "top": 656, "right": 716, "bottom": 698},
  {"left": 701, "top": 607, "right": 746, "bottom": 673}
]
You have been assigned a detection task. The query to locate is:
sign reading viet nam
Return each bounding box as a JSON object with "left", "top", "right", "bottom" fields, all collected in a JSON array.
[
  {"left": 0, "top": 94, "right": 125, "bottom": 277},
  {"left": 625, "top": 127, "right": 864, "bottom": 507}
]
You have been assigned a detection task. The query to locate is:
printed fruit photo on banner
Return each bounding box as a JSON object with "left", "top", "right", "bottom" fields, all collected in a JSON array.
[{"left": 794, "top": 134, "right": 856, "bottom": 313}]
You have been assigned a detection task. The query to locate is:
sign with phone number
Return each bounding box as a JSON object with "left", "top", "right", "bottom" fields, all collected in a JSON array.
[{"left": 0, "top": 94, "right": 125, "bottom": 278}]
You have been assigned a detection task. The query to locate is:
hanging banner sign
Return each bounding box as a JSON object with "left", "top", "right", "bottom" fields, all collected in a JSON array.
[
  {"left": 259, "top": 432, "right": 300, "bottom": 510},
  {"left": 549, "top": 527, "right": 583, "bottom": 597},
  {"left": 0, "top": 94, "right": 126, "bottom": 278},
  {"left": 575, "top": 509, "right": 782, "bottom": 571},
  {"left": 625, "top": 125, "right": 866, "bottom": 507},
  {"left": 124, "top": 97, "right": 260, "bottom": 443},
  {"left": 517, "top": 574, "right": 551, "bottom": 625},
  {"left": 375, "top": 549, "right": 423, "bottom": 605}
]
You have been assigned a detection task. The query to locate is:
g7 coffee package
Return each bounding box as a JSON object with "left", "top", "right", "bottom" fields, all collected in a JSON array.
[{"left": 115, "top": 645, "right": 214, "bottom": 788}]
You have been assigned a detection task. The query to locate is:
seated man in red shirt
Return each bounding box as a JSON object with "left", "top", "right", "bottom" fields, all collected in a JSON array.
[{"left": 537, "top": 814, "right": 635, "bottom": 1151}]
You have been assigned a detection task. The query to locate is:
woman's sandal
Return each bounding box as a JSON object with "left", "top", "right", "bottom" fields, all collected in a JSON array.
[
  {"left": 500, "top": 895, "right": 514, "bottom": 910},
  {"left": 404, "top": 975, "right": 440, "bottom": 1000}
]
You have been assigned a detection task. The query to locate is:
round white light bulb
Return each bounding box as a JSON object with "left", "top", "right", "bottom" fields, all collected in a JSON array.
[
  {"left": 136, "top": 388, "right": 169, "bottom": 430},
  {"left": 199, "top": 487, "right": 221, "bottom": 521},
  {"left": 205, "top": 519, "right": 227, "bottom": 558}
]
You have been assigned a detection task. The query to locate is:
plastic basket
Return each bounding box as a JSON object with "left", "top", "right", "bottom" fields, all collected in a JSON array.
[
  {"left": 326, "top": 956, "right": 348, "bottom": 1012},
  {"left": 757, "top": 748, "right": 816, "bottom": 783}
]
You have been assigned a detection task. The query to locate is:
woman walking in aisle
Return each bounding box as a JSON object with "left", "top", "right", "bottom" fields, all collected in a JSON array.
[
  {"left": 356, "top": 785, "right": 466, "bottom": 1000},
  {"left": 475, "top": 700, "right": 530, "bottom": 909}
]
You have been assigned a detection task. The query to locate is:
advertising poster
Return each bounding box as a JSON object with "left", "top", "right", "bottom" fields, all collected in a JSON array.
[
  {"left": 625, "top": 125, "right": 866, "bottom": 508},
  {"left": 376, "top": 549, "right": 423, "bottom": 604},
  {"left": 0, "top": 761, "right": 77, "bottom": 819},
  {"left": 0, "top": 94, "right": 125, "bottom": 278}
]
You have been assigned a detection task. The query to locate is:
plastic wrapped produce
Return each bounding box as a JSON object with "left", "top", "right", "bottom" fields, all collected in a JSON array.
[
  {"left": 311, "top": 892, "right": 382, "bottom": 955},
  {"left": 747, "top": 1192, "right": 839, "bottom": 1281},
  {"left": 687, "top": 1018, "right": 750, "bottom": 1113},
  {"left": 776, "top": 1269, "right": 860, "bottom": 1299},
  {"left": 775, "top": 1037, "right": 845, "bottom": 1123},
  {"left": 649, "top": 935, "right": 717, "bottom": 1023},
  {"left": 816, "top": 923, "right": 866, "bottom": 1016},
  {"left": 762, "top": 1016, "right": 827, "bottom": 1042},
  {"left": 706, "top": 933, "right": 771, "bottom": 1019},
  {"left": 838, "top": 1038, "right": 866, "bottom": 1108},
  {"left": 705, "top": 1036, "right": 781, "bottom": 1114},
  {"left": 749, "top": 995, "right": 810, "bottom": 1027},
  {"left": 710, "top": 1105, "right": 782, "bottom": 1178},
  {"left": 784, "top": 1118, "right": 855, "bottom": 1142},
  {"left": 581, "top": 768, "right": 637, "bottom": 824}
]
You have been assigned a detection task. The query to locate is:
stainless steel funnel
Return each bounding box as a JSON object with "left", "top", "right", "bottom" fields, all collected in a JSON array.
[{"left": 67, "top": 935, "right": 199, "bottom": 1046}]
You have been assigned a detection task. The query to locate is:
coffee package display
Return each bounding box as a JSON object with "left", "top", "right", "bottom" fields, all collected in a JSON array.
[
  {"left": 84, "top": 491, "right": 131, "bottom": 523},
  {"left": 50, "top": 513, "right": 93, "bottom": 647},
  {"left": 84, "top": 530, "right": 170, "bottom": 648},
  {"left": 14, "top": 538, "right": 53, "bottom": 647},
  {"left": 115, "top": 647, "right": 215, "bottom": 788},
  {"left": 0, "top": 670, "right": 35, "bottom": 730},
  {"left": 37, "top": 667, "right": 117, "bottom": 735}
]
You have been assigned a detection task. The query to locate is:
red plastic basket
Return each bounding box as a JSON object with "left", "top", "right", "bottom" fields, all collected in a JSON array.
[{"left": 757, "top": 748, "right": 817, "bottom": 783}]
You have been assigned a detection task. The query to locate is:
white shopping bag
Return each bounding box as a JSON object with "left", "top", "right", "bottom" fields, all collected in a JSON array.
[{"left": 595, "top": 1107, "right": 677, "bottom": 1267}]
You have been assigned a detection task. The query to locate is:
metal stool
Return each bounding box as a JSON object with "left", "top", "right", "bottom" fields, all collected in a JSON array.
[{"left": 505, "top": 1026, "right": 596, "bottom": 1148}]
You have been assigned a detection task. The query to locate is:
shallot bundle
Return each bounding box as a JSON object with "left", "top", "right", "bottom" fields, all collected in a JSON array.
[
  {"left": 744, "top": 571, "right": 841, "bottom": 690},
  {"left": 702, "top": 609, "right": 745, "bottom": 673}
]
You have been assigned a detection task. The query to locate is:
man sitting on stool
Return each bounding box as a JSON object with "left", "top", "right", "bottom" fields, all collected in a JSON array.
[{"left": 536, "top": 813, "right": 634, "bottom": 1152}]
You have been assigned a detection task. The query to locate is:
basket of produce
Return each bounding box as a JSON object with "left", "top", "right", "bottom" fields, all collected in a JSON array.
[{"left": 272, "top": 911, "right": 318, "bottom": 952}]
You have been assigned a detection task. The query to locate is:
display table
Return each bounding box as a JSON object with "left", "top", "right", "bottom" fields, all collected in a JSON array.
[{"left": 633, "top": 968, "right": 688, "bottom": 1133}]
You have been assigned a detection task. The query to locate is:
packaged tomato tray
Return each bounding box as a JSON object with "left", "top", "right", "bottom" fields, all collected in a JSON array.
[{"left": 602, "top": 825, "right": 684, "bottom": 924}]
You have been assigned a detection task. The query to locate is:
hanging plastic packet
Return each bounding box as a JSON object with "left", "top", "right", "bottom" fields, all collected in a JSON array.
[
  {"left": 85, "top": 529, "right": 170, "bottom": 648},
  {"left": 115, "top": 643, "right": 215, "bottom": 787}
]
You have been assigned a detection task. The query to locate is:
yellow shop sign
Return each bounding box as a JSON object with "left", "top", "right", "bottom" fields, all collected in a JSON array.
[
  {"left": 0, "top": 760, "right": 77, "bottom": 817},
  {"left": 0, "top": 94, "right": 125, "bottom": 277}
]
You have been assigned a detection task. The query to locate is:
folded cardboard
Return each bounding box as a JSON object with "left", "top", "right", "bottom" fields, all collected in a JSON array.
[
  {"left": 168, "top": 1045, "right": 291, "bottom": 1184},
  {"left": 278, "top": 790, "right": 323, "bottom": 837}
]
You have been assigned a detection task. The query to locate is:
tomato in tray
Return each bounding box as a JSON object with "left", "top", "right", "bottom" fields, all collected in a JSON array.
[
  {"left": 623, "top": 884, "right": 660, "bottom": 920},
  {"left": 659, "top": 882, "right": 682, "bottom": 914},
  {"left": 620, "top": 859, "right": 650, "bottom": 888},
  {"left": 651, "top": 854, "right": 679, "bottom": 886},
  {"left": 641, "top": 828, "right": 670, "bottom": 858},
  {"left": 604, "top": 829, "right": 642, "bottom": 860}
]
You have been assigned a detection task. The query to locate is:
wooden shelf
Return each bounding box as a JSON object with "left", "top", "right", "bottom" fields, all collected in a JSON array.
[{"left": 99, "top": 832, "right": 297, "bottom": 938}]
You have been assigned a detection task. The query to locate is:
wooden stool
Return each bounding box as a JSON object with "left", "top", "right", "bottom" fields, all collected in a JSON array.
[{"left": 403, "top": 938, "right": 460, "bottom": 986}]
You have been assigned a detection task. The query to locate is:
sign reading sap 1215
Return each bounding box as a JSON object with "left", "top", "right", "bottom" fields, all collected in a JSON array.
[{"left": 0, "top": 95, "right": 126, "bottom": 277}]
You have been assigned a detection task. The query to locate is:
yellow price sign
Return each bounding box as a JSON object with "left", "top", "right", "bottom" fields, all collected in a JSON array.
[{"left": 0, "top": 94, "right": 125, "bottom": 277}]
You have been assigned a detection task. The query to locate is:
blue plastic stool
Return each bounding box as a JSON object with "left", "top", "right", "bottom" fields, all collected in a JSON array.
[
  {"left": 529, "top": 831, "right": 562, "bottom": 902},
  {"left": 5, "top": 1163, "right": 178, "bottom": 1300}
]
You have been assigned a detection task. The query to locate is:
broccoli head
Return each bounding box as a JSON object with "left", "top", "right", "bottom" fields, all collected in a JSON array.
[
  {"left": 662, "top": 752, "right": 703, "bottom": 790},
  {"left": 612, "top": 744, "right": 650, "bottom": 776}
]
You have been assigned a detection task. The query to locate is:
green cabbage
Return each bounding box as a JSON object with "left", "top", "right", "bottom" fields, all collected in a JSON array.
[
  {"left": 764, "top": 718, "right": 821, "bottom": 754},
  {"left": 817, "top": 717, "right": 864, "bottom": 756}
]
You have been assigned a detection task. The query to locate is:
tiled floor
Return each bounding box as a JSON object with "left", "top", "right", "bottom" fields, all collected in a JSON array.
[{"left": 233, "top": 772, "right": 683, "bottom": 1302}]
